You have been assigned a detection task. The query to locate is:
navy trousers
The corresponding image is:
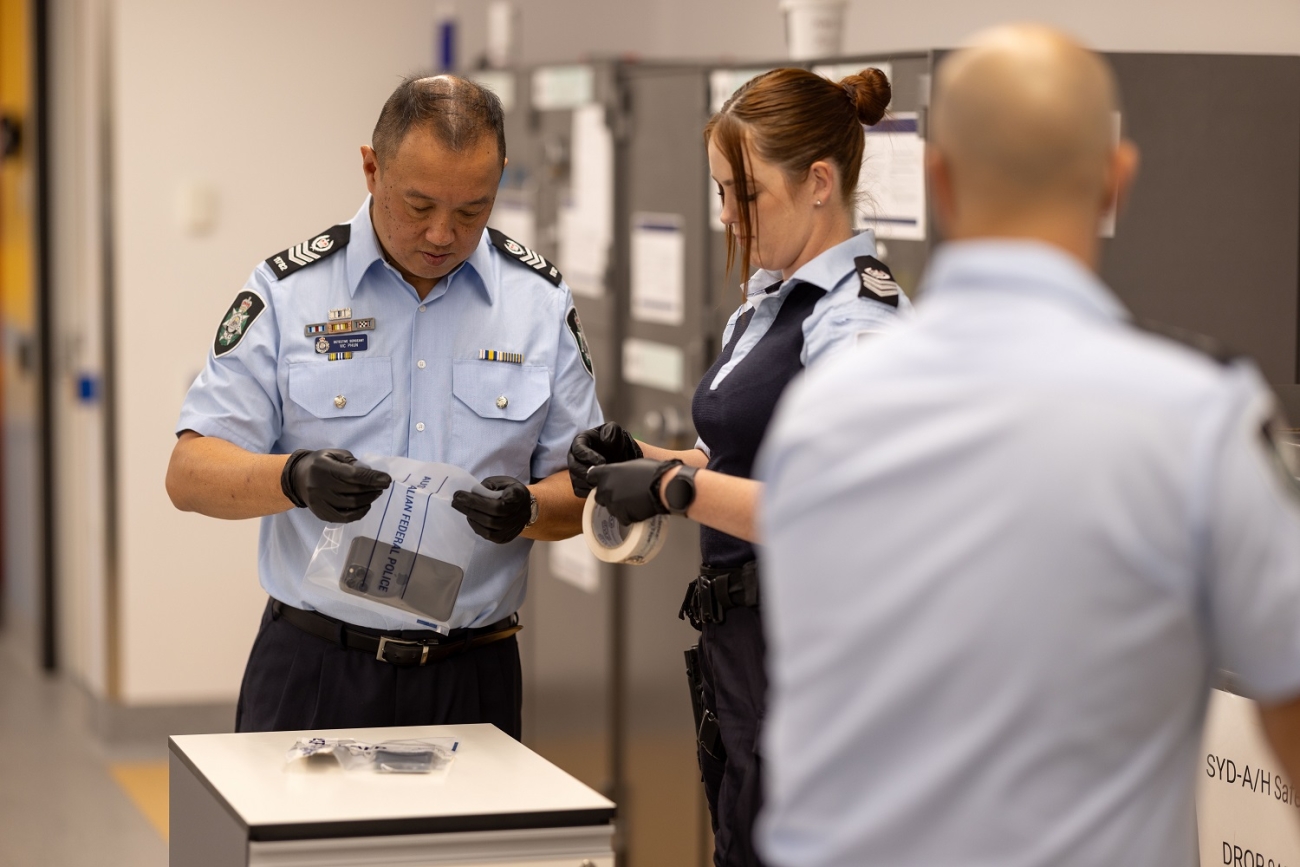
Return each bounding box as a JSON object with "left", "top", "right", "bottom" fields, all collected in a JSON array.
[
  {"left": 235, "top": 599, "right": 522, "bottom": 737},
  {"left": 696, "top": 606, "right": 768, "bottom": 867}
]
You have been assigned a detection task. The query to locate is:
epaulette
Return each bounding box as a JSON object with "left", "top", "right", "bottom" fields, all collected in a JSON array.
[
  {"left": 1131, "top": 318, "right": 1242, "bottom": 367},
  {"left": 854, "top": 256, "right": 901, "bottom": 308},
  {"left": 488, "top": 228, "right": 563, "bottom": 287},
  {"left": 265, "top": 224, "right": 350, "bottom": 280}
]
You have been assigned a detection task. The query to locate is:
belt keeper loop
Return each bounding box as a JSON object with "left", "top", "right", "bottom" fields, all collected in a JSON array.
[{"left": 336, "top": 622, "right": 347, "bottom": 649}]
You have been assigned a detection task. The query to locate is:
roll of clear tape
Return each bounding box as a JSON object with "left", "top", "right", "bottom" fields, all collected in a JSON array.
[{"left": 582, "top": 493, "right": 669, "bottom": 565}]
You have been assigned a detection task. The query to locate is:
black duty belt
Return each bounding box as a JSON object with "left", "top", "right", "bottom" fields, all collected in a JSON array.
[
  {"left": 271, "top": 600, "right": 521, "bottom": 667},
  {"left": 679, "top": 561, "right": 760, "bottom": 630}
]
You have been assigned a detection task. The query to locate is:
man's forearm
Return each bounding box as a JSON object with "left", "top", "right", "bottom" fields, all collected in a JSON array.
[
  {"left": 523, "top": 469, "right": 585, "bottom": 541},
  {"left": 166, "top": 431, "right": 295, "bottom": 519}
]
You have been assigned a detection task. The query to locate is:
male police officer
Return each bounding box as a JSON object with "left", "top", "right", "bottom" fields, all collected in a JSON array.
[
  {"left": 756, "top": 25, "right": 1300, "bottom": 867},
  {"left": 166, "top": 75, "right": 600, "bottom": 736}
]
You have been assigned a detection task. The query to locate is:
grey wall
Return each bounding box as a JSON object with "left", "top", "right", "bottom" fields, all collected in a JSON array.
[{"left": 457, "top": 0, "right": 1300, "bottom": 65}]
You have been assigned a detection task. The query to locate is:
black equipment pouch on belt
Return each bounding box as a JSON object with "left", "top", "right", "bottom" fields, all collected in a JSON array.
[
  {"left": 678, "top": 560, "right": 760, "bottom": 630},
  {"left": 684, "top": 645, "right": 724, "bottom": 762}
]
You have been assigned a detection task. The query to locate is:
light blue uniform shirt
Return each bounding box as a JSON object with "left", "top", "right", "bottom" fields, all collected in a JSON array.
[
  {"left": 696, "top": 230, "right": 913, "bottom": 455},
  {"left": 756, "top": 240, "right": 1300, "bottom": 867},
  {"left": 178, "top": 199, "right": 602, "bottom": 629}
]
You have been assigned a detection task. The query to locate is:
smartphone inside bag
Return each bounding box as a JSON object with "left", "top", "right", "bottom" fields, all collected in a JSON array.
[{"left": 341, "top": 535, "right": 465, "bottom": 622}]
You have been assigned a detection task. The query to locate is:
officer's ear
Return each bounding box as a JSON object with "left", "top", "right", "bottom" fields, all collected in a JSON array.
[
  {"left": 1102, "top": 139, "right": 1139, "bottom": 222},
  {"left": 361, "top": 145, "right": 381, "bottom": 194}
]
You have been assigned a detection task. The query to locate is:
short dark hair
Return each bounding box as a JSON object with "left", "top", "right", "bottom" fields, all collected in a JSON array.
[{"left": 372, "top": 74, "right": 506, "bottom": 166}]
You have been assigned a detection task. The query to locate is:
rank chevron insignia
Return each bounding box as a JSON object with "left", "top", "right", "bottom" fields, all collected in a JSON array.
[
  {"left": 265, "top": 224, "right": 351, "bottom": 280},
  {"left": 487, "top": 228, "right": 563, "bottom": 287},
  {"left": 854, "top": 255, "right": 901, "bottom": 308}
]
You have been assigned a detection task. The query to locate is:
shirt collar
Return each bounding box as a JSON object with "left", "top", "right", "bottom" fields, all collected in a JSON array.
[
  {"left": 346, "top": 196, "right": 494, "bottom": 304},
  {"left": 919, "top": 239, "right": 1128, "bottom": 323},
  {"left": 346, "top": 198, "right": 384, "bottom": 298},
  {"left": 743, "top": 229, "right": 878, "bottom": 303},
  {"left": 458, "top": 231, "right": 495, "bottom": 304}
]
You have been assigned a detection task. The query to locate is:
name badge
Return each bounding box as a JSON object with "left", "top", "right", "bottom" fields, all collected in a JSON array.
[{"left": 315, "top": 334, "right": 369, "bottom": 354}]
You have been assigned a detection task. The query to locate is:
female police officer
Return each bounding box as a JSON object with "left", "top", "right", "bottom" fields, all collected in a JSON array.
[{"left": 568, "top": 67, "right": 907, "bottom": 867}]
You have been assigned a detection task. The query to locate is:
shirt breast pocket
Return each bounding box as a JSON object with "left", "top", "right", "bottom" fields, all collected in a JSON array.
[
  {"left": 286, "top": 358, "right": 394, "bottom": 456},
  {"left": 450, "top": 359, "right": 551, "bottom": 478}
]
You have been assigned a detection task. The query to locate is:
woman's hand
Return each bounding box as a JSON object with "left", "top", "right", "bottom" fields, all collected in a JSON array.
[
  {"left": 567, "top": 422, "right": 643, "bottom": 497},
  {"left": 586, "top": 458, "right": 681, "bottom": 524}
]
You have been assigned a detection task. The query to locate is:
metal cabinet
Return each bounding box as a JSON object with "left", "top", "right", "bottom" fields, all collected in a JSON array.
[{"left": 484, "top": 50, "right": 1300, "bottom": 867}]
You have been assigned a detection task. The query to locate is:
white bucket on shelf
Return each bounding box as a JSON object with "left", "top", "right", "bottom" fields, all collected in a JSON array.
[{"left": 780, "top": 0, "right": 848, "bottom": 60}]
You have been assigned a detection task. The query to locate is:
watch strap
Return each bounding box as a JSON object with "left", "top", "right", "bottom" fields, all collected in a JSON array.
[
  {"left": 526, "top": 492, "right": 539, "bottom": 527},
  {"left": 666, "top": 464, "right": 700, "bottom": 516}
]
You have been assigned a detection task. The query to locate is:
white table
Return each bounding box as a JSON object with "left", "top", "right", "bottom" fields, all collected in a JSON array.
[{"left": 169, "top": 723, "right": 615, "bottom": 867}]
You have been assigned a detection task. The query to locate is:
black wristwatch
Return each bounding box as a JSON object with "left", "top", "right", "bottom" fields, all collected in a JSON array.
[{"left": 664, "top": 465, "right": 700, "bottom": 516}]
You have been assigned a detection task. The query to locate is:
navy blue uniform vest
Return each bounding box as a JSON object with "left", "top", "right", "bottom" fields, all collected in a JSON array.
[{"left": 691, "top": 283, "right": 825, "bottom": 568}]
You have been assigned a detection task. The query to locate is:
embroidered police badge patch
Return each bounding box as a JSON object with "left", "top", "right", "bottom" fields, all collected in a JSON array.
[
  {"left": 488, "top": 228, "right": 564, "bottom": 287},
  {"left": 854, "top": 255, "right": 901, "bottom": 308},
  {"left": 265, "top": 224, "right": 351, "bottom": 280},
  {"left": 214, "top": 291, "right": 266, "bottom": 357},
  {"left": 566, "top": 307, "right": 594, "bottom": 378}
]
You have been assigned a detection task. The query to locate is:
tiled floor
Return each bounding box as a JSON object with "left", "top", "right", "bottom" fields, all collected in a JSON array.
[
  {"left": 0, "top": 632, "right": 166, "bottom": 867},
  {"left": 0, "top": 627, "right": 709, "bottom": 866}
]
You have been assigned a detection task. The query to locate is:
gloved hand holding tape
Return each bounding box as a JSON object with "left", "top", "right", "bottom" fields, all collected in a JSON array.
[
  {"left": 582, "top": 458, "right": 680, "bottom": 565},
  {"left": 582, "top": 492, "right": 669, "bottom": 564}
]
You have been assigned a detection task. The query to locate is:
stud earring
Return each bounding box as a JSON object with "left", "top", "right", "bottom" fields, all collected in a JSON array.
[{"left": 815, "top": 199, "right": 823, "bottom": 207}]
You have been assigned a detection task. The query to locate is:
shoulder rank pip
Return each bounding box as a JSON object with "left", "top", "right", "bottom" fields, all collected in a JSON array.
[
  {"left": 854, "top": 256, "right": 901, "bottom": 308},
  {"left": 265, "top": 224, "right": 351, "bottom": 280},
  {"left": 1131, "top": 318, "right": 1241, "bottom": 366},
  {"left": 488, "top": 228, "right": 563, "bottom": 287}
]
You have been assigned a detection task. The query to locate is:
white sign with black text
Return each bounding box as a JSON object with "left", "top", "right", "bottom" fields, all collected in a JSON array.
[{"left": 1198, "top": 689, "right": 1300, "bottom": 867}]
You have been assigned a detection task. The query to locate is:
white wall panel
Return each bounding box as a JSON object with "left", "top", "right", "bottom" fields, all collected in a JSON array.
[{"left": 110, "top": 0, "right": 446, "bottom": 703}]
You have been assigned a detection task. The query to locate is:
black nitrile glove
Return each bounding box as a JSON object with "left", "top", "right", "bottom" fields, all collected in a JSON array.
[
  {"left": 587, "top": 458, "right": 680, "bottom": 525},
  {"left": 281, "top": 448, "right": 392, "bottom": 523},
  {"left": 568, "top": 422, "right": 643, "bottom": 497},
  {"left": 451, "top": 476, "right": 533, "bottom": 544}
]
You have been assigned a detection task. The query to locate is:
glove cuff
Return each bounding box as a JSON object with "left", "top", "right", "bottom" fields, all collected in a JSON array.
[{"left": 280, "top": 449, "right": 312, "bottom": 508}]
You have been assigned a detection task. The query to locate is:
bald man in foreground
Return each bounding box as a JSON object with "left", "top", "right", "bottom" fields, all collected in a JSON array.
[{"left": 755, "top": 25, "right": 1300, "bottom": 867}]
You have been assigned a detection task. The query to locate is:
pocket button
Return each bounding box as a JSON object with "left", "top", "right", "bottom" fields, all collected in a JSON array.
[
  {"left": 334, "top": 395, "right": 347, "bottom": 409},
  {"left": 496, "top": 395, "right": 508, "bottom": 409}
]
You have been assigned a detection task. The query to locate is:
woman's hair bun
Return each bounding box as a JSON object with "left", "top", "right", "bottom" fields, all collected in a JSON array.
[{"left": 841, "top": 67, "right": 891, "bottom": 126}]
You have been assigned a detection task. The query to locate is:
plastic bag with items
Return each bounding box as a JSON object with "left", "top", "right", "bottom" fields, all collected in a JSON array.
[
  {"left": 286, "top": 736, "right": 459, "bottom": 775},
  {"left": 303, "top": 456, "right": 494, "bottom": 633}
]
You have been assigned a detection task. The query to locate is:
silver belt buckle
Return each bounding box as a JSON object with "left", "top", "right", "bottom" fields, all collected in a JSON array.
[{"left": 376, "top": 635, "right": 431, "bottom": 665}]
